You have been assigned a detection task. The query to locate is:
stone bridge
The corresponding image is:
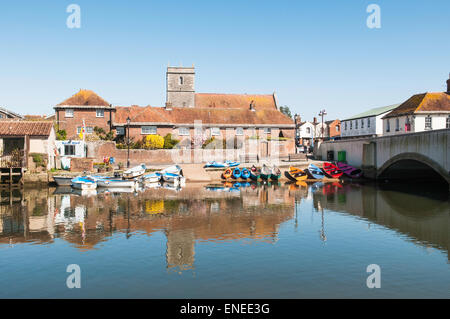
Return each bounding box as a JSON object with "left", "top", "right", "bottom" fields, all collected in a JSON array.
[{"left": 316, "top": 129, "right": 450, "bottom": 188}]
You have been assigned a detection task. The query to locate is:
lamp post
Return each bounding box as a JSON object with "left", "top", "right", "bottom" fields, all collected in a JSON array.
[
  {"left": 126, "top": 116, "right": 131, "bottom": 168},
  {"left": 319, "top": 109, "right": 327, "bottom": 140}
]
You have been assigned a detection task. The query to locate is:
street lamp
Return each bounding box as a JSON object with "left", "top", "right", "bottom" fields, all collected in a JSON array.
[
  {"left": 318, "top": 109, "right": 327, "bottom": 140},
  {"left": 126, "top": 116, "right": 131, "bottom": 168}
]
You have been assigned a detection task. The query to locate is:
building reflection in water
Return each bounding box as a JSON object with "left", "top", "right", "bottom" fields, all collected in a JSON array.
[{"left": 0, "top": 181, "right": 448, "bottom": 272}]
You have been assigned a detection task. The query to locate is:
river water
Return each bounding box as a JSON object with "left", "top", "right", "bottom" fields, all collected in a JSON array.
[{"left": 0, "top": 182, "right": 448, "bottom": 298}]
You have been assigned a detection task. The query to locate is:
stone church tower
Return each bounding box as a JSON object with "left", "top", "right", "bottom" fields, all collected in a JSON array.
[{"left": 166, "top": 66, "right": 195, "bottom": 108}]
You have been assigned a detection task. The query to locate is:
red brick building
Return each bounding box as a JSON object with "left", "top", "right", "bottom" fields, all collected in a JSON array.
[
  {"left": 54, "top": 90, "right": 115, "bottom": 139},
  {"left": 325, "top": 119, "right": 341, "bottom": 139}
]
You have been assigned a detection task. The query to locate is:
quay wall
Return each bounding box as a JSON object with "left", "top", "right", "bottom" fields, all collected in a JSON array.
[{"left": 86, "top": 140, "right": 295, "bottom": 166}]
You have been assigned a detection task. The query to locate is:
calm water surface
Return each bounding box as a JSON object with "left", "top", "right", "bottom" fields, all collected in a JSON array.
[{"left": 0, "top": 182, "right": 448, "bottom": 298}]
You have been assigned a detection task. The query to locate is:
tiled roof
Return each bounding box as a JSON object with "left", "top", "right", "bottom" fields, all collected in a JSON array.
[
  {"left": 195, "top": 93, "right": 276, "bottom": 110},
  {"left": 383, "top": 92, "right": 450, "bottom": 118},
  {"left": 114, "top": 106, "right": 294, "bottom": 127},
  {"left": 344, "top": 104, "right": 401, "bottom": 121},
  {"left": 56, "top": 89, "right": 110, "bottom": 107},
  {"left": 0, "top": 121, "right": 53, "bottom": 136},
  {"left": 0, "top": 107, "right": 24, "bottom": 119}
]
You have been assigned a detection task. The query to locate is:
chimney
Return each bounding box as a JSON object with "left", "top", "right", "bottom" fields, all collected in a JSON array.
[
  {"left": 249, "top": 100, "right": 256, "bottom": 112},
  {"left": 447, "top": 73, "right": 450, "bottom": 94},
  {"left": 165, "top": 102, "right": 173, "bottom": 110}
]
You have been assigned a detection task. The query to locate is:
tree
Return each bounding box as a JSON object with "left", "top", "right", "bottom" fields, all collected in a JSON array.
[{"left": 279, "top": 106, "right": 292, "bottom": 119}]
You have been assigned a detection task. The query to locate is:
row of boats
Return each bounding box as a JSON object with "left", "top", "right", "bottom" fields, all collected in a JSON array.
[
  {"left": 54, "top": 164, "right": 186, "bottom": 190},
  {"left": 220, "top": 162, "right": 363, "bottom": 182}
]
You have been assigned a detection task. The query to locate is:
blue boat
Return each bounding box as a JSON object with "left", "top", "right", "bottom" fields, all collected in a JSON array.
[
  {"left": 307, "top": 163, "right": 325, "bottom": 179},
  {"left": 226, "top": 161, "right": 240, "bottom": 167},
  {"left": 241, "top": 168, "right": 251, "bottom": 179},
  {"left": 204, "top": 161, "right": 228, "bottom": 168},
  {"left": 232, "top": 167, "right": 241, "bottom": 179}
]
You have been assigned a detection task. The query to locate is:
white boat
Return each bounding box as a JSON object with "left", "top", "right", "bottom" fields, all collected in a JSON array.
[
  {"left": 53, "top": 176, "right": 73, "bottom": 186},
  {"left": 161, "top": 165, "right": 183, "bottom": 175},
  {"left": 97, "top": 179, "right": 136, "bottom": 188},
  {"left": 71, "top": 177, "right": 97, "bottom": 190},
  {"left": 162, "top": 172, "right": 185, "bottom": 185},
  {"left": 141, "top": 172, "right": 162, "bottom": 183},
  {"left": 123, "top": 163, "right": 146, "bottom": 179}
]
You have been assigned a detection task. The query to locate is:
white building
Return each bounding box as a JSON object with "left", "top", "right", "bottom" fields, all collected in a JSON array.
[
  {"left": 341, "top": 104, "right": 400, "bottom": 138},
  {"left": 382, "top": 76, "right": 450, "bottom": 135},
  {"left": 297, "top": 121, "right": 328, "bottom": 146}
]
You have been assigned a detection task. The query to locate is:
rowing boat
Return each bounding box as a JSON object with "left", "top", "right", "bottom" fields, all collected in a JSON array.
[
  {"left": 336, "top": 162, "right": 363, "bottom": 179},
  {"left": 322, "top": 162, "right": 344, "bottom": 179},
  {"left": 307, "top": 163, "right": 325, "bottom": 180},
  {"left": 284, "top": 166, "right": 308, "bottom": 182}
]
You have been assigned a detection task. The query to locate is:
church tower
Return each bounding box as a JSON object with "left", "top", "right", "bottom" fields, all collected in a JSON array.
[{"left": 166, "top": 65, "right": 195, "bottom": 108}]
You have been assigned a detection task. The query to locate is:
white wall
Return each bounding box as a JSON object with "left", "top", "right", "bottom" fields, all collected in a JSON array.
[
  {"left": 341, "top": 116, "right": 376, "bottom": 137},
  {"left": 383, "top": 113, "right": 450, "bottom": 135}
]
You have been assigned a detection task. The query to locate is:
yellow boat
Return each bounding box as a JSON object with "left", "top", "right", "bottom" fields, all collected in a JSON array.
[{"left": 284, "top": 166, "right": 308, "bottom": 182}]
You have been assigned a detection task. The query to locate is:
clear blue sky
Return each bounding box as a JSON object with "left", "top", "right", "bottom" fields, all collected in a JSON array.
[{"left": 0, "top": 0, "right": 449, "bottom": 121}]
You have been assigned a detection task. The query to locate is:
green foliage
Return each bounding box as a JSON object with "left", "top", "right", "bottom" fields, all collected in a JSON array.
[
  {"left": 94, "top": 126, "right": 115, "bottom": 141},
  {"left": 31, "top": 153, "right": 44, "bottom": 164},
  {"left": 56, "top": 129, "right": 67, "bottom": 140},
  {"left": 163, "top": 133, "right": 180, "bottom": 149},
  {"left": 279, "top": 106, "right": 292, "bottom": 119}
]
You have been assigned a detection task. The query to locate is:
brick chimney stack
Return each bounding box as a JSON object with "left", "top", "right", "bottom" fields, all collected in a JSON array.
[{"left": 447, "top": 73, "right": 450, "bottom": 94}]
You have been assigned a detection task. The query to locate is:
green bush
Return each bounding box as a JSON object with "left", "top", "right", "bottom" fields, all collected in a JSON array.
[
  {"left": 163, "top": 133, "right": 179, "bottom": 149},
  {"left": 56, "top": 129, "right": 67, "bottom": 140}
]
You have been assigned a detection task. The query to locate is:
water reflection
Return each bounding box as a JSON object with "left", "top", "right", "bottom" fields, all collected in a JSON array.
[{"left": 0, "top": 181, "right": 448, "bottom": 274}]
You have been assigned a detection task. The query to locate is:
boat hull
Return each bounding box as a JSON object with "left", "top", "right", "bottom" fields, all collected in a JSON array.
[
  {"left": 97, "top": 179, "right": 136, "bottom": 188},
  {"left": 54, "top": 176, "right": 73, "bottom": 186}
]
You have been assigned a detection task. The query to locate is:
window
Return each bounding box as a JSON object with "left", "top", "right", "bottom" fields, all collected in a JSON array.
[
  {"left": 395, "top": 118, "right": 400, "bottom": 131},
  {"left": 335, "top": 125, "right": 340, "bottom": 132},
  {"left": 386, "top": 120, "right": 390, "bottom": 132},
  {"left": 425, "top": 116, "right": 432, "bottom": 130},
  {"left": 264, "top": 128, "right": 271, "bottom": 134},
  {"left": 361, "top": 119, "right": 364, "bottom": 129},
  {"left": 211, "top": 127, "right": 220, "bottom": 136},
  {"left": 178, "top": 127, "right": 190, "bottom": 136},
  {"left": 355, "top": 120, "right": 358, "bottom": 129},
  {"left": 77, "top": 126, "right": 93, "bottom": 134},
  {"left": 179, "top": 76, "right": 184, "bottom": 85},
  {"left": 195, "top": 127, "right": 203, "bottom": 136},
  {"left": 116, "top": 127, "right": 125, "bottom": 135},
  {"left": 141, "top": 126, "right": 157, "bottom": 135},
  {"left": 236, "top": 127, "right": 244, "bottom": 136},
  {"left": 64, "top": 145, "right": 75, "bottom": 156},
  {"left": 367, "top": 118, "right": 370, "bottom": 128},
  {"left": 96, "top": 109, "right": 104, "bottom": 118},
  {"left": 0, "top": 114, "right": 3, "bottom": 118},
  {"left": 344, "top": 122, "right": 347, "bottom": 130},
  {"left": 306, "top": 127, "right": 311, "bottom": 134},
  {"left": 65, "top": 109, "right": 74, "bottom": 118},
  {"left": 350, "top": 121, "right": 353, "bottom": 129},
  {"left": 446, "top": 116, "right": 450, "bottom": 129}
]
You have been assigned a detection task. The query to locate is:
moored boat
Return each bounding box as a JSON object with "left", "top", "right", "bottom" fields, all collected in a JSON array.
[
  {"left": 322, "top": 162, "right": 344, "bottom": 179},
  {"left": 232, "top": 167, "right": 241, "bottom": 179},
  {"left": 222, "top": 168, "right": 233, "bottom": 179},
  {"left": 260, "top": 164, "right": 271, "bottom": 180},
  {"left": 249, "top": 165, "right": 260, "bottom": 181},
  {"left": 241, "top": 168, "right": 251, "bottom": 180},
  {"left": 336, "top": 162, "right": 363, "bottom": 179},
  {"left": 53, "top": 176, "right": 73, "bottom": 186},
  {"left": 141, "top": 172, "right": 162, "bottom": 183},
  {"left": 97, "top": 179, "right": 136, "bottom": 188},
  {"left": 306, "top": 163, "right": 325, "bottom": 180},
  {"left": 284, "top": 166, "right": 308, "bottom": 182},
  {"left": 71, "top": 177, "right": 97, "bottom": 190},
  {"left": 162, "top": 172, "right": 185, "bottom": 185},
  {"left": 123, "top": 164, "right": 146, "bottom": 179},
  {"left": 270, "top": 165, "right": 282, "bottom": 181},
  {"left": 161, "top": 165, "right": 183, "bottom": 175}
]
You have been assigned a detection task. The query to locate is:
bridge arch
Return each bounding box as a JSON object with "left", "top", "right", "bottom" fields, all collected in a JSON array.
[{"left": 377, "top": 152, "right": 450, "bottom": 186}]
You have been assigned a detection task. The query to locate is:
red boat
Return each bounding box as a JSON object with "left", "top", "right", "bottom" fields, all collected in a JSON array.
[{"left": 322, "top": 162, "right": 344, "bottom": 179}]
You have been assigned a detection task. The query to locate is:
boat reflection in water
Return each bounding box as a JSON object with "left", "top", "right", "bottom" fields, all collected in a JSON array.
[{"left": 0, "top": 181, "right": 448, "bottom": 298}]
